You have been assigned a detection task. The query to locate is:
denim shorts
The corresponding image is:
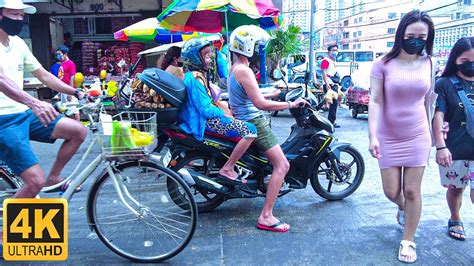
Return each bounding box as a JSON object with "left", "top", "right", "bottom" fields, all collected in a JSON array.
[{"left": 0, "top": 109, "right": 63, "bottom": 175}]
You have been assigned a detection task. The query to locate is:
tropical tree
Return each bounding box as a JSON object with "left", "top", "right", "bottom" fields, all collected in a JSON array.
[{"left": 266, "top": 24, "right": 304, "bottom": 78}]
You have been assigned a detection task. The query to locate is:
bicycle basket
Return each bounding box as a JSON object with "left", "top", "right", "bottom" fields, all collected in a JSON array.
[{"left": 99, "top": 111, "right": 157, "bottom": 160}]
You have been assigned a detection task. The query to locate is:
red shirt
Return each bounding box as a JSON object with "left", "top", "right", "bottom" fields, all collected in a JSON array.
[{"left": 58, "top": 59, "right": 76, "bottom": 85}]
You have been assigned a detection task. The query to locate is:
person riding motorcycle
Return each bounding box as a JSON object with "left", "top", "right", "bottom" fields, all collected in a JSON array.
[
  {"left": 228, "top": 25, "right": 308, "bottom": 232},
  {"left": 178, "top": 37, "right": 257, "bottom": 184}
]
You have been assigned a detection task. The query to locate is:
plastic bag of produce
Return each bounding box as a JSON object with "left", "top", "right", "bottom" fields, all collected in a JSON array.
[{"left": 110, "top": 121, "right": 136, "bottom": 154}]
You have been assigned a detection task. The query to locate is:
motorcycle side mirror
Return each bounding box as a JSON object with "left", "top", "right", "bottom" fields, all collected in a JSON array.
[
  {"left": 273, "top": 68, "right": 284, "bottom": 80},
  {"left": 304, "top": 71, "right": 311, "bottom": 84}
]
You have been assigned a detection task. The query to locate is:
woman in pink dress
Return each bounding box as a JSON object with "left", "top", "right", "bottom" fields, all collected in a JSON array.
[{"left": 368, "top": 10, "right": 436, "bottom": 263}]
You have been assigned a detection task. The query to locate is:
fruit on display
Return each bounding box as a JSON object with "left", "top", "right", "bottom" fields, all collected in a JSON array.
[{"left": 130, "top": 79, "right": 173, "bottom": 109}]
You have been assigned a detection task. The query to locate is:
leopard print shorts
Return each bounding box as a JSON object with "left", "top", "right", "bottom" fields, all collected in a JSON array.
[{"left": 205, "top": 117, "right": 257, "bottom": 139}]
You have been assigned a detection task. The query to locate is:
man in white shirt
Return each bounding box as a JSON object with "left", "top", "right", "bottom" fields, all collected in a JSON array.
[
  {"left": 321, "top": 44, "right": 341, "bottom": 128},
  {"left": 0, "top": 0, "right": 87, "bottom": 199}
]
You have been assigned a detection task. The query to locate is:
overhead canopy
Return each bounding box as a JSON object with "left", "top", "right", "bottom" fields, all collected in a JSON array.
[
  {"left": 138, "top": 34, "right": 221, "bottom": 56},
  {"left": 114, "top": 17, "right": 218, "bottom": 44},
  {"left": 157, "top": 0, "right": 283, "bottom": 33}
]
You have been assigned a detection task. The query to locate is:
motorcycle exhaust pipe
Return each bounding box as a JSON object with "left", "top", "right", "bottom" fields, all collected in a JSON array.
[{"left": 178, "top": 169, "right": 229, "bottom": 194}]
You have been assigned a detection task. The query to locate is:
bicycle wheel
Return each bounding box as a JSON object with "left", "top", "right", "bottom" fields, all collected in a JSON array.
[
  {"left": 0, "top": 168, "right": 22, "bottom": 225},
  {"left": 87, "top": 161, "right": 197, "bottom": 263}
]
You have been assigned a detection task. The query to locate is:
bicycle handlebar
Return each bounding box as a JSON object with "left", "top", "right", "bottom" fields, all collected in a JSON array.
[{"left": 53, "top": 97, "right": 102, "bottom": 117}]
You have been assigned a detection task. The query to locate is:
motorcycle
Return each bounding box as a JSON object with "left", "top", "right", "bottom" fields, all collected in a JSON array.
[{"left": 144, "top": 74, "right": 365, "bottom": 212}]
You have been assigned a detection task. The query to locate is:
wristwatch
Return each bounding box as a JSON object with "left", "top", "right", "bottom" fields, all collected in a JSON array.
[
  {"left": 287, "top": 101, "right": 293, "bottom": 109},
  {"left": 74, "top": 88, "right": 83, "bottom": 99}
]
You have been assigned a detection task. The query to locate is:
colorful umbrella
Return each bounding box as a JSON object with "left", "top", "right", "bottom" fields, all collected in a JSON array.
[
  {"left": 157, "top": 0, "right": 283, "bottom": 34},
  {"left": 113, "top": 17, "right": 217, "bottom": 44}
]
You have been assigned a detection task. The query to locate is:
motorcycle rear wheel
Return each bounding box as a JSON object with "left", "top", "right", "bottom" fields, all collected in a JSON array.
[
  {"left": 310, "top": 146, "right": 364, "bottom": 200},
  {"left": 170, "top": 152, "right": 225, "bottom": 213}
]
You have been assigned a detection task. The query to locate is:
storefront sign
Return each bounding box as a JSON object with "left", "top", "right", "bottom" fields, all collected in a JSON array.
[{"left": 51, "top": 0, "right": 124, "bottom": 13}]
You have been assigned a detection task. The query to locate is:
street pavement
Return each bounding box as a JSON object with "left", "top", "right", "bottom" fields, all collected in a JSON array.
[{"left": 5, "top": 107, "right": 473, "bottom": 265}]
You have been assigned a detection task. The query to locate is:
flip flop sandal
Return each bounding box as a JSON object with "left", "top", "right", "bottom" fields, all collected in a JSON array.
[
  {"left": 216, "top": 174, "right": 247, "bottom": 186},
  {"left": 448, "top": 219, "right": 466, "bottom": 241},
  {"left": 256, "top": 221, "right": 290, "bottom": 233},
  {"left": 398, "top": 240, "right": 417, "bottom": 264}
]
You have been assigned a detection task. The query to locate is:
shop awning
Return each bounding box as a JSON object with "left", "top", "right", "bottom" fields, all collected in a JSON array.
[{"left": 138, "top": 34, "right": 221, "bottom": 57}]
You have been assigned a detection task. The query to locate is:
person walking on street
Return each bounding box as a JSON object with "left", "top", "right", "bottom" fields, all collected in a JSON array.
[
  {"left": 228, "top": 25, "right": 308, "bottom": 233},
  {"left": 56, "top": 45, "right": 76, "bottom": 87},
  {"left": 0, "top": 1, "right": 87, "bottom": 199},
  {"left": 56, "top": 44, "right": 80, "bottom": 120},
  {"left": 368, "top": 10, "right": 437, "bottom": 263},
  {"left": 320, "top": 44, "right": 341, "bottom": 128},
  {"left": 433, "top": 37, "right": 474, "bottom": 241}
]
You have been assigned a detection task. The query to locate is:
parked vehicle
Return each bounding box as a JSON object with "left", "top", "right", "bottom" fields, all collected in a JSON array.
[
  {"left": 287, "top": 50, "right": 377, "bottom": 91},
  {"left": 346, "top": 85, "right": 370, "bottom": 118}
]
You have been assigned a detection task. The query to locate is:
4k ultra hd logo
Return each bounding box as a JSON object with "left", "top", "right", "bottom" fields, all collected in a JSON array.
[{"left": 3, "top": 199, "right": 68, "bottom": 261}]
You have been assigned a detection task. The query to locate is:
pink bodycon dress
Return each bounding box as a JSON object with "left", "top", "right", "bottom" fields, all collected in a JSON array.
[{"left": 370, "top": 56, "right": 432, "bottom": 169}]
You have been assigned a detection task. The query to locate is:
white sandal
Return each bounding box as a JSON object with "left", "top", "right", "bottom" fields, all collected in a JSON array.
[
  {"left": 397, "top": 209, "right": 405, "bottom": 226},
  {"left": 398, "top": 240, "right": 417, "bottom": 264}
]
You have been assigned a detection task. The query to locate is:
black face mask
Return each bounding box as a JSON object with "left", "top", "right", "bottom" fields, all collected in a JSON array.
[
  {"left": 0, "top": 16, "right": 24, "bottom": 36},
  {"left": 402, "top": 38, "right": 426, "bottom": 55},
  {"left": 457, "top": 61, "right": 474, "bottom": 78}
]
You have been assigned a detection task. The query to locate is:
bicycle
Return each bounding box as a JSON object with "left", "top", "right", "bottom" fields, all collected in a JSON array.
[{"left": 0, "top": 99, "right": 198, "bottom": 263}]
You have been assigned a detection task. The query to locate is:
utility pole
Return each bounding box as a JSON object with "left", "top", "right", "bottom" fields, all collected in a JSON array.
[
  {"left": 308, "top": 0, "right": 316, "bottom": 81},
  {"left": 337, "top": 0, "right": 344, "bottom": 44}
]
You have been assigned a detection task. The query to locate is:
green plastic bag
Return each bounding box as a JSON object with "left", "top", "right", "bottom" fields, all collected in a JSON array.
[{"left": 110, "top": 121, "right": 136, "bottom": 154}]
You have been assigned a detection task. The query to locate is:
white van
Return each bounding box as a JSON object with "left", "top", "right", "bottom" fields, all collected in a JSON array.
[{"left": 287, "top": 50, "right": 377, "bottom": 90}]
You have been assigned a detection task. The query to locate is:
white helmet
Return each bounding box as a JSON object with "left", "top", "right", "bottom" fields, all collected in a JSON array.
[{"left": 229, "top": 25, "right": 272, "bottom": 58}]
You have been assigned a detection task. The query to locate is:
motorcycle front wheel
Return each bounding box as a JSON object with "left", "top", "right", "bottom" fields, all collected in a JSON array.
[{"left": 310, "top": 146, "right": 364, "bottom": 200}]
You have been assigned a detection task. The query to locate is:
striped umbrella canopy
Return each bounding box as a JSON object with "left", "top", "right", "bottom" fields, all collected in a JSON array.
[
  {"left": 157, "top": 0, "right": 283, "bottom": 34},
  {"left": 113, "top": 17, "right": 218, "bottom": 44}
]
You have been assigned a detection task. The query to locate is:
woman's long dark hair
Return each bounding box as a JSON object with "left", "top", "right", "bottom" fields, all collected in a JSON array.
[
  {"left": 160, "top": 46, "right": 181, "bottom": 70},
  {"left": 441, "top": 37, "right": 474, "bottom": 77},
  {"left": 383, "top": 10, "right": 435, "bottom": 63}
]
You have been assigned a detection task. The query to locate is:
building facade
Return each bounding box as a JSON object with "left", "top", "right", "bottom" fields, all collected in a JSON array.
[
  {"left": 282, "top": 0, "right": 311, "bottom": 32},
  {"left": 421, "top": 0, "right": 474, "bottom": 62}
]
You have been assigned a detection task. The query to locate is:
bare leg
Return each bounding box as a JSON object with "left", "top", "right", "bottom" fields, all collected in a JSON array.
[
  {"left": 14, "top": 164, "right": 46, "bottom": 198},
  {"left": 45, "top": 118, "right": 87, "bottom": 185},
  {"left": 447, "top": 188, "right": 464, "bottom": 221},
  {"left": 447, "top": 187, "right": 465, "bottom": 239},
  {"left": 219, "top": 137, "right": 255, "bottom": 179},
  {"left": 397, "top": 167, "right": 424, "bottom": 263},
  {"left": 402, "top": 167, "right": 424, "bottom": 241},
  {"left": 257, "top": 145, "right": 290, "bottom": 230},
  {"left": 381, "top": 167, "right": 405, "bottom": 216}
]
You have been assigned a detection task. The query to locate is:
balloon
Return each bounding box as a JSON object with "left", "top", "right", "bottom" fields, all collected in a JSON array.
[{"left": 74, "top": 72, "right": 84, "bottom": 88}]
